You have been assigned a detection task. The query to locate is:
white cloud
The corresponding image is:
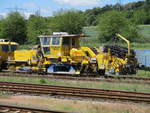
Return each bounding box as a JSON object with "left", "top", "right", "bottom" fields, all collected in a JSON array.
[
  {"left": 0, "top": 13, "right": 8, "bottom": 18},
  {"left": 41, "top": 9, "right": 49, "bottom": 14},
  {"left": 22, "top": 12, "right": 33, "bottom": 19},
  {"left": 55, "top": 0, "right": 100, "bottom": 6},
  {"left": 0, "top": 12, "right": 33, "bottom": 19}
]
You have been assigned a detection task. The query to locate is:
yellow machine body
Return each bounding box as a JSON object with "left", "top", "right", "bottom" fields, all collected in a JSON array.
[
  {"left": 14, "top": 50, "right": 36, "bottom": 62},
  {"left": 96, "top": 53, "right": 126, "bottom": 73},
  {"left": 0, "top": 41, "right": 18, "bottom": 61},
  {"left": 9, "top": 33, "right": 137, "bottom": 75},
  {"left": 0, "top": 39, "right": 19, "bottom": 70}
]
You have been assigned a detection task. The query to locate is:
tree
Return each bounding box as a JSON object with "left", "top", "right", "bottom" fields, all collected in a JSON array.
[
  {"left": 50, "top": 10, "right": 85, "bottom": 34},
  {"left": 97, "top": 11, "right": 139, "bottom": 42},
  {"left": 146, "top": 0, "right": 150, "bottom": 5},
  {"left": 132, "top": 9, "right": 148, "bottom": 24},
  {"left": 1, "top": 12, "right": 26, "bottom": 44},
  {"left": 85, "top": 8, "right": 103, "bottom": 26},
  {"left": 0, "top": 20, "right": 2, "bottom": 38},
  {"left": 143, "top": 0, "right": 150, "bottom": 24},
  {"left": 27, "top": 15, "right": 51, "bottom": 44},
  {"left": 84, "top": 6, "right": 114, "bottom": 26}
]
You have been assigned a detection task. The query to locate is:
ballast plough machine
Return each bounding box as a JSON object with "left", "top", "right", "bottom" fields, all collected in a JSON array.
[{"left": 7, "top": 32, "right": 138, "bottom": 75}]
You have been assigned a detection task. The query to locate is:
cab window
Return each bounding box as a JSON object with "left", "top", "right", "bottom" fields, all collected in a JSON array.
[
  {"left": 40, "top": 37, "right": 51, "bottom": 45},
  {"left": 10, "top": 45, "right": 18, "bottom": 52},
  {"left": 52, "top": 37, "right": 60, "bottom": 45},
  {"left": 1, "top": 45, "right": 9, "bottom": 52},
  {"left": 62, "top": 37, "right": 70, "bottom": 46},
  {"left": 72, "top": 38, "right": 76, "bottom": 46}
]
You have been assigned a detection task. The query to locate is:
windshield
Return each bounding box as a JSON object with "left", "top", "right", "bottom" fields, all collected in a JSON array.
[
  {"left": 52, "top": 37, "right": 60, "bottom": 45},
  {"left": 62, "top": 37, "right": 70, "bottom": 46},
  {"left": 40, "top": 37, "right": 51, "bottom": 45},
  {"left": 1, "top": 45, "right": 9, "bottom": 52},
  {"left": 10, "top": 45, "right": 18, "bottom": 52}
]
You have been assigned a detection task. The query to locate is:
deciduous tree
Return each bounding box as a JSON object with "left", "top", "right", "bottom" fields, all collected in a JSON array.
[
  {"left": 1, "top": 12, "right": 26, "bottom": 44},
  {"left": 27, "top": 14, "right": 51, "bottom": 44},
  {"left": 50, "top": 10, "right": 85, "bottom": 34}
]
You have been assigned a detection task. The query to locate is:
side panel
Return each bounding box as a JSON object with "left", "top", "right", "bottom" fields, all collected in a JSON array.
[{"left": 14, "top": 50, "right": 36, "bottom": 62}]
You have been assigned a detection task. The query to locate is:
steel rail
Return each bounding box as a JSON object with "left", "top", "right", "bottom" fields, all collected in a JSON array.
[
  {"left": 0, "top": 82, "right": 150, "bottom": 104},
  {"left": 0, "top": 104, "right": 75, "bottom": 113}
]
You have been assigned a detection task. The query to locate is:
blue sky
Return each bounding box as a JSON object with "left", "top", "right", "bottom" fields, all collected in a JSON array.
[{"left": 0, "top": 0, "right": 143, "bottom": 18}]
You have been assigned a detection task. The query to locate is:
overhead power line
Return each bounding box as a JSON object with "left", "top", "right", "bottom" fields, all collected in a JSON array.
[{"left": 5, "top": 6, "right": 27, "bottom": 12}]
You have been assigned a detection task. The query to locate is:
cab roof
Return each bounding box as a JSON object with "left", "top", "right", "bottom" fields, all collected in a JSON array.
[
  {"left": 38, "top": 33, "right": 85, "bottom": 38},
  {"left": 0, "top": 39, "right": 19, "bottom": 45}
]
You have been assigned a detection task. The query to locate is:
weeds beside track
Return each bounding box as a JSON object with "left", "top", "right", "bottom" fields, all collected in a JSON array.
[{"left": 0, "top": 72, "right": 150, "bottom": 85}]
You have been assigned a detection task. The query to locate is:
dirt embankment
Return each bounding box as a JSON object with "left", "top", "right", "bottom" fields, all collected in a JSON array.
[{"left": 0, "top": 95, "right": 150, "bottom": 113}]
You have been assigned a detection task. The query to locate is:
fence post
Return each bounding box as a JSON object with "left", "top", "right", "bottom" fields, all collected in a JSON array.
[{"left": 145, "top": 56, "right": 147, "bottom": 75}]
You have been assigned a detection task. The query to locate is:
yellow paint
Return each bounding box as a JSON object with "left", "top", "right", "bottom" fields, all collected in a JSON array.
[
  {"left": 10, "top": 33, "right": 137, "bottom": 74},
  {"left": 0, "top": 41, "right": 18, "bottom": 63}
]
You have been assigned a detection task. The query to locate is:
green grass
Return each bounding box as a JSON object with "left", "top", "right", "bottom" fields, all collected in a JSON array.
[
  {"left": 139, "top": 25, "right": 150, "bottom": 42},
  {"left": 83, "top": 26, "right": 99, "bottom": 38},
  {"left": 136, "top": 70, "right": 150, "bottom": 77},
  {"left": 19, "top": 44, "right": 34, "bottom": 49},
  {"left": 0, "top": 76, "right": 149, "bottom": 93}
]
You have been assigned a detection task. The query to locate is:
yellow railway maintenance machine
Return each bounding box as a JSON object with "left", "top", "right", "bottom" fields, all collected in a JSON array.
[
  {"left": 8, "top": 32, "right": 138, "bottom": 75},
  {"left": 0, "top": 39, "right": 19, "bottom": 70}
]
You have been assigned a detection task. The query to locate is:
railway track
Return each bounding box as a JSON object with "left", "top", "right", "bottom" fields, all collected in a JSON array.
[
  {"left": 0, "top": 82, "right": 150, "bottom": 104},
  {"left": 0, "top": 72, "right": 150, "bottom": 84},
  {"left": 0, "top": 104, "right": 73, "bottom": 113}
]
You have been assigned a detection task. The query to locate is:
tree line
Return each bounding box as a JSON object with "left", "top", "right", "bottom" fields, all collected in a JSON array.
[
  {"left": 0, "top": 10, "right": 85, "bottom": 44},
  {"left": 0, "top": 0, "right": 149, "bottom": 44}
]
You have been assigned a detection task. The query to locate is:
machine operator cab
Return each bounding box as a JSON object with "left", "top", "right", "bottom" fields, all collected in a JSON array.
[
  {"left": 0, "top": 39, "right": 19, "bottom": 61},
  {"left": 39, "top": 32, "right": 81, "bottom": 59},
  {"left": 0, "top": 39, "right": 19, "bottom": 69}
]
